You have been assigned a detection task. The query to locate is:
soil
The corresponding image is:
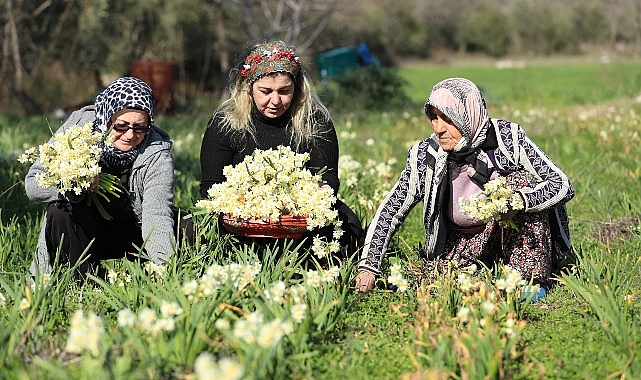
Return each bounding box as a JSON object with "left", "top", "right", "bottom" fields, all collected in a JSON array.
[{"left": 593, "top": 216, "right": 641, "bottom": 243}]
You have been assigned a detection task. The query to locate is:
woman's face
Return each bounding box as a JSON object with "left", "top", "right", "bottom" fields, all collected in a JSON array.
[
  {"left": 428, "top": 106, "right": 462, "bottom": 151},
  {"left": 251, "top": 73, "right": 295, "bottom": 118},
  {"left": 109, "top": 109, "right": 149, "bottom": 151}
]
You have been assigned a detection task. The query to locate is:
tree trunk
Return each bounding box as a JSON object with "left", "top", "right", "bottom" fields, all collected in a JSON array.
[
  {"left": 636, "top": 2, "right": 641, "bottom": 57},
  {"left": 3, "top": 0, "right": 24, "bottom": 89},
  {"left": 214, "top": 0, "right": 230, "bottom": 100}
]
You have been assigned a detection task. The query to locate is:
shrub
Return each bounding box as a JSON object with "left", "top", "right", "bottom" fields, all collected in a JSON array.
[{"left": 318, "top": 66, "right": 414, "bottom": 112}]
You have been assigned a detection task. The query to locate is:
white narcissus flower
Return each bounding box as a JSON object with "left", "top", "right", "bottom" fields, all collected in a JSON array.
[
  {"left": 160, "top": 301, "right": 183, "bottom": 318},
  {"left": 481, "top": 300, "right": 497, "bottom": 316},
  {"left": 388, "top": 263, "right": 409, "bottom": 292},
  {"left": 194, "top": 353, "right": 244, "bottom": 380},
  {"left": 65, "top": 309, "right": 104, "bottom": 357},
  {"left": 287, "top": 284, "right": 307, "bottom": 304},
  {"left": 182, "top": 280, "right": 198, "bottom": 297},
  {"left": 107, "top": 269, "right": 118, "bottom": 284},
  {"left": 194, "top": 352, "right": 218, "bottom": 379},
  {"left": 19, "top": 298, "right": 30, "bottom": 310},
  {"left": 322, "top": 266, "right": 341, "bottom": 283},
  {"left": 290, "top": 303, "right": 307, "bottom": 323},
  {"left": 305, "top": 270, "right": 322, "bottom": 288},
  {"left": 155, "top": 317, "right": 176, "bottom": 333},
  {"left": 232, "top": 319, "right": 254, "bottom": 344},
  {"left": 19, "top": 123, "right": 103, "bottom": 194},
  {"left": 117, "top": 309, "right": 136, "bottom": 327},
  {"left": 137, "top": 308, "right": 157, "bottom": 333},
  {"left": 214, "top": 318, "right": 231, "bottom": 331},
  {"left": 144, "top": 262, "right": 166, "bottom": 279},
  {"left": 217, "top": 357, "right": 244, "bottom": 380},
  {"left": 458, "top": 176, "right": 524, "bottom": 224},
  {"left": 265, "top": 281, "right": 287, "bottom": 304},
  {"left": 500, "top": 265, "right": 526, "bottom": 293},
  {"left": 457, "top": 273, "right": 474, "bottom": 293},
  {"left": 502, "top": 318, "right": 516, "bottom": 338},
  {"left": 457, "top": 306, "right": 470, "bottom": 323}
]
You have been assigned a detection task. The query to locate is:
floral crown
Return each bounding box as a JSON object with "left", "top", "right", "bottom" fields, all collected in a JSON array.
[{"left": 240, "top": 42, "right": 302, "bottom": 84}]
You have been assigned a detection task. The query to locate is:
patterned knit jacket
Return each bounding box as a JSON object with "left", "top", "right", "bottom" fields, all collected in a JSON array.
[
  {"left": 358, "top": 118, "right": 574, "bottom": 276},
  {"left": 27, "top": 106, "right": 175, "bottom": 275}
]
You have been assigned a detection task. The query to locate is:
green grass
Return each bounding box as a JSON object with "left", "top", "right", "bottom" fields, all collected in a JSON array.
[
  {"left": 2, "top": 58, "right": 641, "bottom": 378},
  {"left": 400, "top": 59, "right": 641, "bottom": 110}
]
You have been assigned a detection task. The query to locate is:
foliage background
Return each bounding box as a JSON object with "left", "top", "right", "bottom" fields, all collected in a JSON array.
[{"left": 2, "top": 0, "right": 641, "bottom": 115}]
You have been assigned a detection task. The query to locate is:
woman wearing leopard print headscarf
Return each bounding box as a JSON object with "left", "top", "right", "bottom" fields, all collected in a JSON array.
[
  {"left": 26, "top": 77, "right": 178, "bottom": 279},
  {"left": 355, "top": 78, "right": 574, "bottom": 299}
]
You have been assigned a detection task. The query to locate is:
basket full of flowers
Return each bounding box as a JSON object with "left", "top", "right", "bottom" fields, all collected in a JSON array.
[{"left": 196, "top": 146, "right": 343, "bottom": 257}]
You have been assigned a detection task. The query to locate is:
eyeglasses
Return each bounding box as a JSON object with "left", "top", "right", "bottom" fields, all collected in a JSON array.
[{"left": 112, "top": 122, "right": 150, "bottom": 134}]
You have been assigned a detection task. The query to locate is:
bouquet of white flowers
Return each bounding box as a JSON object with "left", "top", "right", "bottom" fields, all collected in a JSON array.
[
  {"left": 18, "top": 123, "right": 124, "bottom": 219},
  {"left": 196, "top": 145, "right": 343, "bottom": 258},
  {"left": 458, "top": 176, "right": 524, "bottom": 229}
]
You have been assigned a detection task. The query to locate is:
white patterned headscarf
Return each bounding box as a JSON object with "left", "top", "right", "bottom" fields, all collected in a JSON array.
[
  {"left": 425, "top": 78, "right": 493, "bottom": 186},
  {"left": 425, "top": 77, "right": 490, "bottom": 152}
]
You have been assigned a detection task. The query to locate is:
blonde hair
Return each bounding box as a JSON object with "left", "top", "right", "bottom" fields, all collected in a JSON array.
[{"left": 215, "top": 42, "right": 331, "bottom": 148}]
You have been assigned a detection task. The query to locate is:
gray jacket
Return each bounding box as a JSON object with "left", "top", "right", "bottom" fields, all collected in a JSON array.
[{"left": 27, "top": 106, "right": 175, "bottom": 274}]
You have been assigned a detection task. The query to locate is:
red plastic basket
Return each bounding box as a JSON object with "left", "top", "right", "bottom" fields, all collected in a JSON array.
[{"left": 220, "top": 214, "right": 309, "bottom": 238}]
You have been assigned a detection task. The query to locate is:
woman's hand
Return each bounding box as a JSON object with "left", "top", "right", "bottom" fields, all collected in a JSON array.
[
  {"left": 499, "top": 206, "right": 520, "bottom": 222},
  {"left": 500, "top": 192, "right": 524, "bottom": 222},
  {"left": 89, "top": 175, "right": 100, "bottom": 190},
  {"left": 354, "top": 271, "right": 376, "bottom": 293}
]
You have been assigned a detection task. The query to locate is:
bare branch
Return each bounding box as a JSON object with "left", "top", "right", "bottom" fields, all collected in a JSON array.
[
  {"left": 298, "top": 0, "right": 337, "bottom": 52},
  {"left": 239, "top": 0, "right": 261, "bottom": 42},
  {"left": 4, "top": 0, "right": 24, "bottom": 88},
  {"left": 32, "top": 0, "right": 52, "bottom": 18},
  {"left": 284, "top": 0, "right": 303, "bottom": 44}
]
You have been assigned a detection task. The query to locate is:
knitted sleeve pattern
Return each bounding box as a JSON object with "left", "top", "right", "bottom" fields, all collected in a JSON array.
[
  {"left": 358, "top": 140, "right": 430, "bottom": 276},
  {"left": 492, "top": 119, "right": 574, "bottom": 212}
]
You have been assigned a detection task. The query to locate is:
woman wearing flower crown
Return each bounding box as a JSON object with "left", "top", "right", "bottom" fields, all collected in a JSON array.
[
  {"left": 26, "top": 77, "right": 180, "bottom": 278},
  {"left": 355, "top": 78, "right": 574, "bottom": 299},
  {"left": 200, "top": 40, "right": 363, "bottom": 256}
]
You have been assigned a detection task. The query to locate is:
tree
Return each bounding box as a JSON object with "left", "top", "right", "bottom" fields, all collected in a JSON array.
[
  {"left": 2, "top": 0, "right": 24, "bottom": 90},
  {"left": 235, "top": 0, "right": 338, "bottom": 53},
  {"left": 1, "top": 0, "right": 638, "bottom": 116}
]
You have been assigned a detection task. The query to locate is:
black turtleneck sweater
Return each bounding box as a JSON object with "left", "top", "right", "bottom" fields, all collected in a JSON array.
[{"left": 200, "top": 107, "right": 340, "bottom": 198}]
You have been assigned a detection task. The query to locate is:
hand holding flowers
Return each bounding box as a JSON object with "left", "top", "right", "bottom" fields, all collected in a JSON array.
[
  {"left": 458, "top": 176, "right": 524, "bottom": 229},
  {"left": 18, "top": 122, "right": 125, "bottom": 219}
]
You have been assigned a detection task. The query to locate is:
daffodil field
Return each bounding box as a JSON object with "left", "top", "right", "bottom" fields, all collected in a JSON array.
[{"left": 2, "top": 60, "right": 641, "bottom": 379}]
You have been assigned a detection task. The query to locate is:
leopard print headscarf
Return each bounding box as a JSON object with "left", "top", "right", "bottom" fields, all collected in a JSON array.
[
  {"left": 94, "top": 77, "right": 155, "bottom": 133},
  {"left": 93, "top": 77, "right": 156, "bottom": 169}
]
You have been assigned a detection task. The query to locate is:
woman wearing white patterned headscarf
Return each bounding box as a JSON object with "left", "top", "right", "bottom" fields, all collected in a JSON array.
[
  {"left": 26, "top": 77, "right": 178, "bottom": 279},
  {"left": 355, "top": 78, "right": 574, "bottom": 300}
]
